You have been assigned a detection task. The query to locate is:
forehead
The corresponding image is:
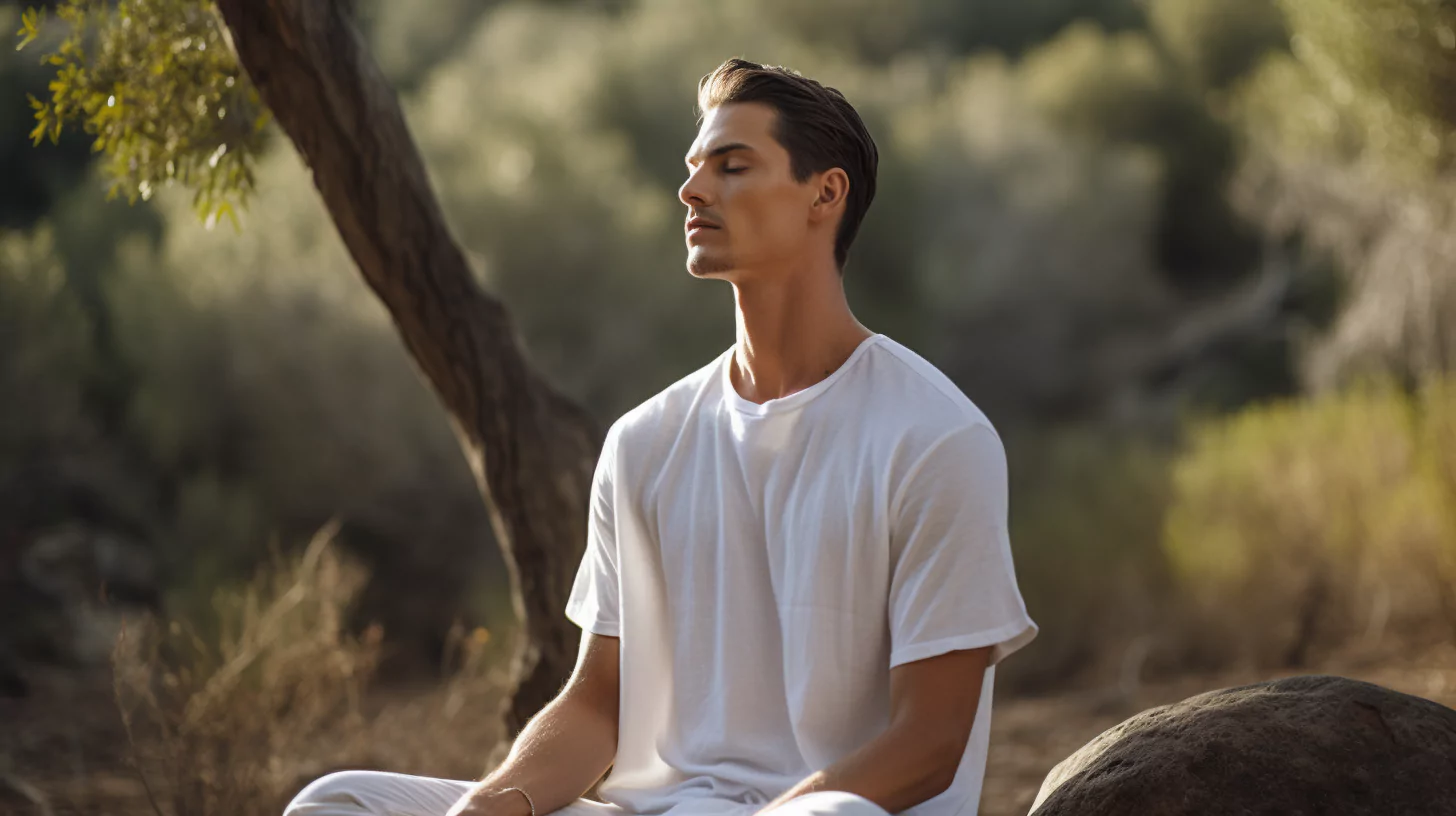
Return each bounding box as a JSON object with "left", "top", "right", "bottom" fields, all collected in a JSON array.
[{"left": 685, "top": 102, "right": 781, "bottom": 163}]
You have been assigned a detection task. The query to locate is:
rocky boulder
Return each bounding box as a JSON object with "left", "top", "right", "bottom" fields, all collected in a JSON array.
[{"left": 1031, "top": 674, "right": 1456, "bottom": 815}]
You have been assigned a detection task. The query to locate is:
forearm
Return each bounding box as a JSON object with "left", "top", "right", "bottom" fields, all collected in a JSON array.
[
  {"left": 759, "top": 720, "right": 961, "bottom": 815},
  {"left": 472, "top": 690, "right": 618, "bottom": 816}
]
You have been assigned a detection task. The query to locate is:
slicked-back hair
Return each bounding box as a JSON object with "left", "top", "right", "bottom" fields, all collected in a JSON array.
[{"left": 696, "top": 58, "right": 879, "bottom": 272}]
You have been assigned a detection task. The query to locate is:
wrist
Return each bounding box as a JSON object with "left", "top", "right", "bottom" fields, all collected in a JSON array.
[{"left": 473, "top": 786, "right": 535, "bottom": 816}]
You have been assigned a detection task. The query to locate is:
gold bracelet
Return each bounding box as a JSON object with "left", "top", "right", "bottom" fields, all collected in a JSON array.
[{"left": 503, "top": 786, "right": 536, "bottom": 816}]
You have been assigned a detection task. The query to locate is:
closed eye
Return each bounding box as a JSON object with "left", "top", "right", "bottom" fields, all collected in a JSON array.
[{"left": 722, "top": 167, "right": 746, "bottom": 174}]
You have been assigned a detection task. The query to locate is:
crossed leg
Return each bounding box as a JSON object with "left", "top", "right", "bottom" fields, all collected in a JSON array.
[
  {"left": 282, "top": 771, "right": 624, "bottom": 816},
  {"left": 282, "top": 771, "right": 889, "bottom": 816}
]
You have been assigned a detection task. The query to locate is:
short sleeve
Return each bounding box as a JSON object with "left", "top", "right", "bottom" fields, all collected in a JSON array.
[
  {"left": 564, "top": 423, "right": 622, "bottom": 637},
  {"left": 887, "top": 422, "right": 1038, "bottom": 669}
]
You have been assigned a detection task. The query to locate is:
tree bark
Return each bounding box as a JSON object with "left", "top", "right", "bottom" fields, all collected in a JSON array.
[{"left": 213, "top": 0, "right": 600, "bottom": 736}]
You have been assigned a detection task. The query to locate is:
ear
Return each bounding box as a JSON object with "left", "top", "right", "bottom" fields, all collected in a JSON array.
[{"left": 809, "top": 167, "right": 850, "bottom": 224}]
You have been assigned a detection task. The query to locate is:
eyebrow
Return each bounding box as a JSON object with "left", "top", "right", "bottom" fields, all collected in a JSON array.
[{"left": 685, "top": 142, "right": 754, "bottom": 167}]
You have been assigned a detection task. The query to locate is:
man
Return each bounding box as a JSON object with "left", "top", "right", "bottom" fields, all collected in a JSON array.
[{"left": 285, "top": 58, "right": 1036, "bottom": 816}]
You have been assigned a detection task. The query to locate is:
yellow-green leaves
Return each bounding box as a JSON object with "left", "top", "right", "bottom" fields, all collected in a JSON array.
[
  {"left": 15, "top": 6, "right": 42, "bottom": 49},
  {"left": 26, "top": 93, "right": 50, "bottom": 146},
  {"left": 15, "top": 0, "right": 268, "bottom": 227}
]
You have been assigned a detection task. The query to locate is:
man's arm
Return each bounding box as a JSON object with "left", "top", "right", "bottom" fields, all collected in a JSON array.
[
  {"left": 758, "top": 646, "right": 991, "bottom": 815},
  {"left": 448, "top": 631, "right": 620, "bottom": 816}
]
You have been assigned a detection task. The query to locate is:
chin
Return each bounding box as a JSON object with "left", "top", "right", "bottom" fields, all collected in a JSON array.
[{"left": 686, "top": 250, "right": 736, "bottom": 279}]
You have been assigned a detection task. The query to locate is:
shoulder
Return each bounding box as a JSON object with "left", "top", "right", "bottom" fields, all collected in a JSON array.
[
  {"left": 859, "top": 335, "right": 999, "bottom": 442},
  {"left": 850, "top": 337, "right": 1007, "bottom": 508}
]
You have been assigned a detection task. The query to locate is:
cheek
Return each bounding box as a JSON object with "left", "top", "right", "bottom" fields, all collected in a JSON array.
[{"left": 732, "top": 186, "right": 806, "bottom": 248}]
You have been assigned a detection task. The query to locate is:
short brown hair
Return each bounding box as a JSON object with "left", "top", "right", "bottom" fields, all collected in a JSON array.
[{"left": 696, "top": 58, "right": 879, "bottom": 272}]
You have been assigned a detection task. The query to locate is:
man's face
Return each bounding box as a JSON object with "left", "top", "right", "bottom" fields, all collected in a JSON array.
[{"left": 679, "top": 102, "right": 819, "bottom": 281}]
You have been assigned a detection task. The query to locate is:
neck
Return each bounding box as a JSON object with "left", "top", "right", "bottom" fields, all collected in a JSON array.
[{"left": 729, "top": 263, "right": 873, "bottom": 405}]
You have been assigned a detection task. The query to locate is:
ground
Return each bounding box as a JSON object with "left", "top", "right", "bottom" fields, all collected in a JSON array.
[{"left": 4, "top": 645, "right": 1455, "bottom": 816}]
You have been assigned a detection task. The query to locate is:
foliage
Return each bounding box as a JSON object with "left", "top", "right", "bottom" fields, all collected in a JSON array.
[
  {"left": 1164, "top": 378, "right": 1456, "bottom": 667},
  {"left": 355, "top": 0, "right": 505, "bottom": 90},
  {"left": 886, "top": 51, "right": 1186, "bottom": 424},
  {"left": 17, "top": 0, "right": 267, "bottom": 226},
  {"left": 113, "top": 522, "right": 381, "bottom": 816},
  {"left": 111, "top": 523, "right": 514, "bottom": 813},
  {"left": 914, "top": 0, "right": 1147, "bottom": 58},
  {"left": 1147, "top": 0, "right": 1287, "bottom": 90},
  {"left": 624, "top": 0, "right": 1147, "bottom": 66},
  {"left": 1003, "top": 427, "right": 1175, "bottom": 689},
  {"left": 1020, "top": 20, "right": 1268, "bottom": 288},
  {"left": 2, "top": 5, "right": 95, "bottom": 228},
  {"left": 1231, "top": 0, "right": 1456, "bottom": 388},
  {"left": 10, "top": 0, "right": 1304, "bottom": 426},
  {"left": 0, "top": 227, "right": 96, "bottom": 456},
  {"left": 1243, "top": 0, "right": 1456, "bottom": 170},
  {"left": 6, "top": 0, "right": 1453, "bottom": 709},
  {"left": 99, "top": 161, "right": 498, "bottom": 653}
]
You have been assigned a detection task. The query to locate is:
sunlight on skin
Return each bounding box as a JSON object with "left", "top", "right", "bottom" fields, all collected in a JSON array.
[
  {"left": 677, "top": 101, "right": 871, "bottom": 410},
  {"left": 678, "top": 102, "right": 848, "bottom": 285}
]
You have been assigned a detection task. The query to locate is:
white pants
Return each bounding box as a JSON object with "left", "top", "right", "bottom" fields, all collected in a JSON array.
[{"left": 283, "top": 771, "right": 890, "bottom": 816}]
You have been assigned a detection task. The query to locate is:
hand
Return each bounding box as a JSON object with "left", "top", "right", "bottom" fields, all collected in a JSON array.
[{"left": 445, "top": 785, "right": 533, "bottom": 816}]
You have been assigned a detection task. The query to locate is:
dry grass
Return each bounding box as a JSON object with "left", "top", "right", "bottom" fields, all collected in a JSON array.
[
  {"left": 112, "top": 521, "right": 379, "bottom": 815},
  {"left": 107, "top": 522, "right": 511, "bottom": 816}
]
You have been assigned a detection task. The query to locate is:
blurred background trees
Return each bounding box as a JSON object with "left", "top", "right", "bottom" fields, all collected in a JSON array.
[{"left": 3, "top": 0, "right": 1454, "bottom": 704}]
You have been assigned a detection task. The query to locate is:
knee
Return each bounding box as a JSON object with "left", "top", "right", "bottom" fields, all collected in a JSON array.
[
  {"left": 284, "top": 770, "right": 382, "bottom": 816},
  {"left": 763, "top": 791, "right": 890, "bottom": 816}
]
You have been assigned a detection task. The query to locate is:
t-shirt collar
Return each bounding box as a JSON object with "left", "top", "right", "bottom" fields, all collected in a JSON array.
[{"left": 720, "top": 333, "right": 884, "bottom": 417}]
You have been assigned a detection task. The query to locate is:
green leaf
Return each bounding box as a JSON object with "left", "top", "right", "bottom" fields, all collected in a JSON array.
[
  {"left": 21, "top": 0, "right": 267, "bottom": 223},
  {"left": 16, "top": 7, "right": 43, "bottom": 51},
  {"left": 217, "top": 200, "right": 241, "bottom": 233}
]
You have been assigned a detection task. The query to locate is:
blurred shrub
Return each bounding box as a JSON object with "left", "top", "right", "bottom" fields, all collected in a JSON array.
[
  {"left": 754, "top": 0, "right": 1145, "bottom": 63},
  {"left": 357, "top": 0, "right": 506, "bottom": 90},
  {"left": 1021, "top": 21, "right": 1264, "bottom": 288},
  {"left": 888, "top": 52, "right": 1178, "bottom": 425},
  {"left": 1001, "top": 427, "right": 1175, "bottom": 691},
  {"left": 1164, "top": 378, "right": 1456, "bottom": 669},
  {"left": 13, "top": 0, "right": 1302, "bottom": 436},
  {"left": 99, "top": 153, "right": 498, "bottom": 662},
  {"left": 113, "top": 523, "right": 513, "bottom": 811},
  {"left": 113, "top": 522, "right": 381, "bottom": 816},
  {"left": 366, "top": 616, "right": 515, "bottom": 777},
  {"left": 1148, "top": 0, "right": 1287, "bottom": 90},
  {"left": 1239, "top": 0, "right": 1456, "bottom": 171},
  {"left": 1232, "top": 0, "right": 1456, "bottom": 392},
  {"left": 1423, "top": 378, "right": 1456, "bottom": 528},
  {"left": 0, "top": 227, "right": 96, "bottom": 459}
]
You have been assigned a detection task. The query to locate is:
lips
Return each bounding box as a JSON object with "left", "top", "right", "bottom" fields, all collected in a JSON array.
[{"left": 686, "top": 217, "right": 720, "bottom": 233}]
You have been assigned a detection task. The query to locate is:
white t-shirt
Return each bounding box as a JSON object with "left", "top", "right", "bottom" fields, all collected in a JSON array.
[{"left": 565, "top": 333, "right": 1038, "bottom": 816}]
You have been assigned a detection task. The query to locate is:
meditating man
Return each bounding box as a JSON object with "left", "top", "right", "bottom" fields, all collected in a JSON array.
[{"left": 285, "top": 58, "right": 1037, "bottom": 816}]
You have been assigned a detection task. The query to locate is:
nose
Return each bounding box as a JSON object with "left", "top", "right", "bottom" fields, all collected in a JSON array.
[{"left": 678, "top": 167, "right": 710, "bottom": 209}]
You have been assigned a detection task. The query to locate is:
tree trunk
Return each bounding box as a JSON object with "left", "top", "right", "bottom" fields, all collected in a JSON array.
[{"left": 213, "top": 0, "right": 600, "bottom": 736}]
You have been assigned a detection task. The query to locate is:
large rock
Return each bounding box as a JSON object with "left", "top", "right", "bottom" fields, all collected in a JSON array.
[{"left": 1031, "top": 674, "right": 1456, "bottom": 815}]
